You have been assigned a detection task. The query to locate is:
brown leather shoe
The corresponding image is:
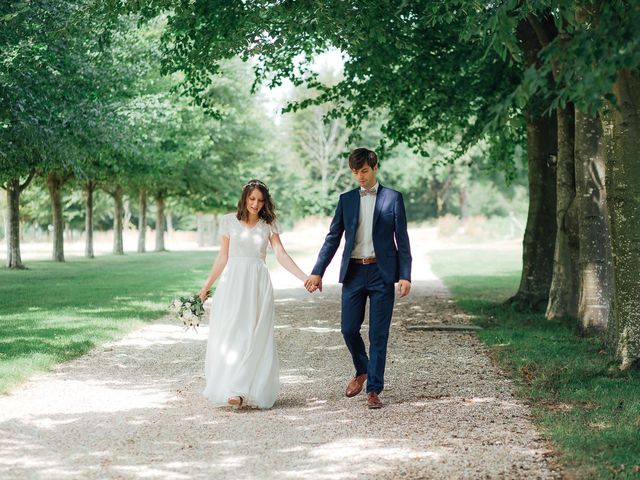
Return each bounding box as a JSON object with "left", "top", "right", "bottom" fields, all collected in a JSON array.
[
  {"left": 367, "top": 392, "right": 382, "bottom": 409},
  {"left": 345, "top": 373, "right": 367, "bottom": 397}
]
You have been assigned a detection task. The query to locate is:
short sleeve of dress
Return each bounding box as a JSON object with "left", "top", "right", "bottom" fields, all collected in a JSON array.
[
  {"left": 219, "top": 214, "right": 231, "bottom": 239},
  {"left": 269, "top": 219, "right": 281, "bottom": 235}
]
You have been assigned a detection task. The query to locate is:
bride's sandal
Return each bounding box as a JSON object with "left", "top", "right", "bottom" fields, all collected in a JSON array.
[{"left": 227, "top": 396, "right": 244, "bottom": 409}]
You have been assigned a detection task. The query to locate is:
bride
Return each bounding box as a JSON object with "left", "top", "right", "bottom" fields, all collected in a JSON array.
[{"left": 197, "top": 179, "right": 311, "bottom": 409}]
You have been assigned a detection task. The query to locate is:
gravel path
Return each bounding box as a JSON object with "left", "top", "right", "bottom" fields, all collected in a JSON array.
[{"left": 0, "top": 231, "right": 560, "bottom": 479}]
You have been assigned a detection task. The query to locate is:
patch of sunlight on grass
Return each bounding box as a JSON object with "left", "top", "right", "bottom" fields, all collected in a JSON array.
[
  {"left": 0, "top": 251, "right": 215, "bottom": 394},
  {"left": 0, "top": 353, "right": 56, "bottom": 393}
]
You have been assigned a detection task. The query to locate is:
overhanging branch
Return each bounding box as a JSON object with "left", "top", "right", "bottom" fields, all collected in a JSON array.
[{"left": 19, "top": 170, "right": 36, "bottom": 192}]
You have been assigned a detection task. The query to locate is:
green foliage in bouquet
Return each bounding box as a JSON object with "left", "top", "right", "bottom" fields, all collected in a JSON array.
[{"left": 169, "top": 291, "right": 211, "bottom": 332}]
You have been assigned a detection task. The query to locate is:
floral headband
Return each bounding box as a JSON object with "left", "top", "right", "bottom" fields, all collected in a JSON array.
[{"left": 243, "top": 180, "right": 269, "bottom": 192}]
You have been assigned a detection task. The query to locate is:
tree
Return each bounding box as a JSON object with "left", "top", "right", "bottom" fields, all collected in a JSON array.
[
  {"left": 88, "top": 2, "right": 638, "bottom": 367},
  {"left": 455, "top": 1, "right": 639, "bottom": 366},
  {"left": 502, "top": 19, "right": 558, "bottom": 311},
  {"left": 104, "top": 0, "right": 553, "bottom": 301},
  {"left": 280, "top": 67, "right": 353, "bottom": 214},
  {"left": 1, "top": 1, "right": 133, "bottom": 264},
  {"left": 603, "top": 69, "right": 640, "bottom": 368},
  {"left": 287, "top": 103, "right": 351, "bottom": 213},
  {"left": 1, "top": 172, "right": 35, "bottom": 268},
  {"left": 575, "top": 109, "right": 610, "bottom": 334},
  {"left": 172, "top": 2, "right": 561, "bottom": 311},
  {"left": 515, "top": 13, "right": 579, "bottom": 318},
  {"left": 0, "top": 1, "right": 72, "bottom": 267}
]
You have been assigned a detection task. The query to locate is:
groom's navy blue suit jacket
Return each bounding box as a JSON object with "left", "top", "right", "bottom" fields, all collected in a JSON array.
[{"left": 311, "top": 184, "right": 412, "bottom": 285}]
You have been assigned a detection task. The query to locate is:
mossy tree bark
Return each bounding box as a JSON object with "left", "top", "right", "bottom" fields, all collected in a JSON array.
[
  {"left": 546, "top": 104, "right": 580, "bottom": 319},
  {"left": 575, "top": 110, "right": 611, "bottom": 334},
  {"left": 603, "top": 70, "right": 640, "bottom": 369}
]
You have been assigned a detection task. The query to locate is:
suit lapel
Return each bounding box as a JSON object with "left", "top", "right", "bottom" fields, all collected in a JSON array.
[
  {"left": 373, "top": 184, "right": 386, "bottom": 227},
  {"left": 350, "top": 188, "right": 360, "bottom": 226}
]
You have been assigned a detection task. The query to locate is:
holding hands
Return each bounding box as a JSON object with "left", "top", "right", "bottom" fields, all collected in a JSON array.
[
  {"left": 305, "top": 274, "right": 322, "bottom": 293},
  {"left": 304, "top": 276, "right": 410, "bottom": 296}
]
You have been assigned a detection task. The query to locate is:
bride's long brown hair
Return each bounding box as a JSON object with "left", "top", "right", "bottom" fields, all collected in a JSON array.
[{"left": 236, "top": 179, "right": 277, "bottom": 224}]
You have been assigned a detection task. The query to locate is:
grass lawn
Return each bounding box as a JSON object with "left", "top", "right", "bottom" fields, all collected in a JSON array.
[
  {"left": 430, "top": 248, "right": 640, "bottom": 479},
  {"left": 0, "top": 251, "right": 217, "bottom": 394}
]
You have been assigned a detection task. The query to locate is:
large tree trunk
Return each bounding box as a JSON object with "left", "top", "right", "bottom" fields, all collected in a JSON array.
[
  {"left": 575, "top": 110, "right": 611, "bottom": 334},
  {"left": 508, "top": 21, "right": 558, "bottom": 311},
  {"left": 547, "top": 104, "right": 580, "bottom": 319},
  {"left": 112, "top": 184, "right": 124, "bottom": 255},
  {"left": 6, "top": 181, "right": 24, "bottom": 269},
  {"left": 508, "top": 108, "right": 558, "bottom": 311},
  {"left": 4, "top": 172, "right": 35, "bottom": 268},
  {"left": 155, "top": 194, "right": 166, "bottom": 252},
  {"left": 604, "top": 70, "right": 640, "bottom": 369},
  {"left": 527, "top": 15, "right": 580, "bottom": 319},
  {"left": 84, "top": 180, "right": 95, "bottom": 258},
  {"left": 47, "top": 171, "right": 66, "bottom": 262},
  {"left": 137, "top": 188, "right": 147, "bottom": 253}
]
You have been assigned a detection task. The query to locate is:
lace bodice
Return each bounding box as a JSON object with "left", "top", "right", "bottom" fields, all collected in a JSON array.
[{"left": 219, "top": 213, "right": 280, "bottom": 260}]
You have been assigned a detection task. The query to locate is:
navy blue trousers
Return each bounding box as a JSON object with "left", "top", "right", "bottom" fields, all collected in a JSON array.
[{"left": 341, "top": 263, "right": 395, "bottom": 394}]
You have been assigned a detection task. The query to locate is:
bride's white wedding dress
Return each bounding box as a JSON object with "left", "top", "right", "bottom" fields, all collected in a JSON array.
[{"left": 202, "top": 213, "right": 280, "bottom": 409}]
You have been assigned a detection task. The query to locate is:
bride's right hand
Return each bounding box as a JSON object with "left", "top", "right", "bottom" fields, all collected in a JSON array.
[{"left": 304, "top": 275, "right": 322, "bottom": 293}]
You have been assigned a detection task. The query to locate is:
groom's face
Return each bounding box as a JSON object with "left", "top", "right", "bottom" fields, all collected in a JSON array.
[{"left": 351, "top": 164, "right": 378, "bottom": 190}]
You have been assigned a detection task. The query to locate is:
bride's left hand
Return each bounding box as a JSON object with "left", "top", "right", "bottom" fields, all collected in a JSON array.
[{"left": 197, "top": 288, "right": 209, "bottom": 302}]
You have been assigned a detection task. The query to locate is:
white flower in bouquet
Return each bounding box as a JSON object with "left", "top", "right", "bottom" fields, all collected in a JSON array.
[{"left": 169, "top": 290, "right": 212, "bottom": 333}]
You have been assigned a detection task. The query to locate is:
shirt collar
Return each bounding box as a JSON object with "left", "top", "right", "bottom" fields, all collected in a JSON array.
[{"left": 360, "top": 182, "right": 379, "bottom": 192}]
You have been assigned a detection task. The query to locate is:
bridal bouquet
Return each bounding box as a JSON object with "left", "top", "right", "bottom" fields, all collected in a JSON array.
[{"left": 169, "top": 293, "right": 209, "bottom": 332}]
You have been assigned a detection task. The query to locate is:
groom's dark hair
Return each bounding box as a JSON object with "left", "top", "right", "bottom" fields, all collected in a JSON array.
[{"left": 349, "top": 148, "right": 378, "bottom": 170}]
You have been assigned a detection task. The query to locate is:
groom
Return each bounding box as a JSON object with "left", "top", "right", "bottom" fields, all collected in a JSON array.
[{"left": 305, "top": 148, "right": 412, "bottom": 409}]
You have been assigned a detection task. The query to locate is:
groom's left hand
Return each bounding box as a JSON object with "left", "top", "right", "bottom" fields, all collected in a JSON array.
[
  {"left": 305, "top": 274, "right": 322, "bottom": 293},
  {"left": 397, "top": 279, "right": 411, "bottom": 298}
]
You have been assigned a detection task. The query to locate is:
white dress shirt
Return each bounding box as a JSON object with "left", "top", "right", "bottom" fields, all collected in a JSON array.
[{"left": 351, "top": 182, "right": 378, "bottom": 259}]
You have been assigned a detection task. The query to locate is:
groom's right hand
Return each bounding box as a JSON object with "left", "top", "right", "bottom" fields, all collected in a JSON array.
[{"left": 305, "top": 275, "right": 322, "bottom": 293}]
